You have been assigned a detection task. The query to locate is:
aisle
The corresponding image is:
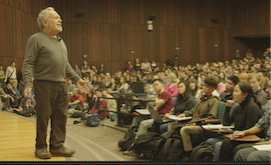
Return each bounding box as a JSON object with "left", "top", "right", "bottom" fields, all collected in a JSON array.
[{"left": 0, "top": 112, "right": 65, "bottom": 161}]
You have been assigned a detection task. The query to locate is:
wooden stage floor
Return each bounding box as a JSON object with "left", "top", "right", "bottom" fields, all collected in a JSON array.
[{"left": 0, "top": 112, "right": 65, "bottom": 161}]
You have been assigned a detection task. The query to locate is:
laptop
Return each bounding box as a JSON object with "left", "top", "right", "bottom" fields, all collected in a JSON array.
[
  {"left": 135, "top": 108, "right": 192, "bottom": 124},
  {"left": 135, "top": 108, "right": 171, "bottom": 124}
]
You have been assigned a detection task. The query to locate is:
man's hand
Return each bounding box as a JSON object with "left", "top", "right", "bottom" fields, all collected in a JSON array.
[
  {"left": 76, "top": 79, "right": 89, "bottom": 94},
  {"left": 24, "top": 87, "right": 32, "bottom": 98},
  {"left": 230, "top": 131, "right": 245, "bottom": 140},
  {"left": 226, "top": 100, "right": 235, "bottom": 107},
  {"left": 177, "top": 114, "right": 185, "bottom": 118},
  {"left": 165, "top": 113, "right": 171, "bottom": 118}
]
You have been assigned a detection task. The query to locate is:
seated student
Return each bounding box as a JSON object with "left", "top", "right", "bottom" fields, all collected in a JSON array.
[
  {"left": 124, "top": 79, "right": 173, "bottom": 155},
  {"left": 232, "top": 108, "right": 270, "bottom": 162},
  {"left": 215, "top": 76, "right": 226, "bottom": 94},
  {"left": 116, "top": 77, "right": 129, "bottom": 93},
  {"left": 96, "top": 76, "right": 106, "bottom": 89},
  {"left": 101, "top": 88, "right": 117, "bottom": 121},
  {"left": 248, "top": 74, "right": 268, "bottom": 106},
  {"left": 163, "top": 76, "right": 220, "bottom": 159},
  {"left": 4, "top": 82, "right": 18, "bottom": 108},
  {"left": 220, "top": 75, "right": 240, "bottom": 102},
  {"left": 206, "top": 81, "right": 264, "bottom": 161},
  {"left": 0, "top": 84, "right": 12, "bottom": 111},
  {"left": 160, "top": 80, "right": 198, "bottom": 133},
  {"left": 11, "top": 81, "right": 22, "bottom": 106},
  {"left": 262, "top": 80, "right": 271, "bottom": 113},
  {"left": 258, "top": 70, "right": 269, "bottom": 91},
  {"left": 188, "top": 78, "right": 201, "bottom": 99},
  {"left": 68, "top": 88, "right": 84, "bottom": 111},
  {"left": 218, "top": 82, "right": 263, "bottom": 161},
  {"left": 164, "top": 72, "right": 179, "bottom": 98},
  {"left": 108, "top": 77, "right": 118, "bottom": 92},
  {"left": 88, "top": 89, "right": 107, "bottom": 120},
  {"left": 118, "top": 89, "right": 140, "bottom": 125},
  {"left": 17, "top": 95, "right": 36, "bottom": 117},
  {"left": 66, "top": 78, "right": 76, "bottom": 93}
]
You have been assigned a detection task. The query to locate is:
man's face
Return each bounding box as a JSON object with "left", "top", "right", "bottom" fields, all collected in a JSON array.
[
  {"left": 44, "top": 10, "right": 63, "bottom": 34},
  {"left": 249, "top": 77, "right": 260, "bottom": 93},
  {"left": 160, "top": 73, "right": 165, "bottom": 79},
  {"left": 11, "top": 83, "right": 17, "bottom": 89},
  {"left": 153, "top": 81, "right": 163, "bottom": 93},
  {"left": 97, "top": 77, "right": 102, "bottom": 83},
  {"left": 102, "top": 90, "right": 107, "bottom": 97},
  {"left": 11, "top": 62, "right": 16, "bottom": 67},
  {"left": 72, "top": 89, "right": 79, "bottom": 96},
  {"left": 201, "top": 83, "right": 214, "bottom": 95},
  {"left": 6, "top": 84, "right": 12, "bottom": 90},
  {"left": 225, "top": 79, "right": 235, "bottom": 93},
  {"left": 95, "top": 91, "right": 102, "bottom": 97},
  {"left": 107, "top": 88, "right": 112, "bottom": 94},
  {"left": 233, "top": 70, "right": 239, "bottom": 76}
]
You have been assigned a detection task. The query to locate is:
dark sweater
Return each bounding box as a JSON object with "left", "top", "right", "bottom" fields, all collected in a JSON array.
[
  {"left": 169, "top": 97, "right": 198, "bottom": 116},
  {"left": 223, "top": 98, "right": 263, "bottom": 131},
  {"left": 23, "top": 31, "right": 80, "bottom": 88}
]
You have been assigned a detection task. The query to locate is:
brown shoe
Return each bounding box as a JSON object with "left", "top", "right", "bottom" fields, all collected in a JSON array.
[
  {"left": 35, "top": 149, "right": 52, "bottom": 159},
  {"left": 50, "top": 147, "right": 76, "bottom": 157}
]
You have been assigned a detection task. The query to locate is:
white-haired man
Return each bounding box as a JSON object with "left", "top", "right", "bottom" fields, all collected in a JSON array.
[{"left": 23, "top": 7, "right": 89, "bottom": 159}]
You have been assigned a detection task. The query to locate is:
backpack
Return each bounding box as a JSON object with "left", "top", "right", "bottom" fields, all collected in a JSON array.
[
  {"left": 134, "top": 132, "right": 166, "bottom": 160},
  {"left": 118, "top": 126, "right": 138, "bottom": 151},
  {"left": 84, "top": 114, "right": 101, "bottom": 127},
  {"left": 190, "top": 142, "right": 214, "bottom": 162},
  {"left": 156, "top": 134, "right": 184, "bottom": 161}
]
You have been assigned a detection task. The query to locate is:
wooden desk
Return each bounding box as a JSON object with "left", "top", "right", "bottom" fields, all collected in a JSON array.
[{"left": 223, "top": 134, "right": 262, "bottom": 142}]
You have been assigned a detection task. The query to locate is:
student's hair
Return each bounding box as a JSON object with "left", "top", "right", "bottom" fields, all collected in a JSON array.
[
  {"left": 188, "top": 78, "right": 198, "bottom": 96},
  {"left": 153, "top": 79, "right": 164, "bottom": 84},
  {"left": 237, "top": 82, "right": 262, "bottom": 109},
  {"left": 167, "top": 72, "right": 177, "bottom": 83},
  {"left": 227, "top": 75, "right": 239, "bottom": 85},
  {"left": 204, "top": 76, "right": 218, "bottom": 89},
  {"left": 176, "top": 80, "right": 193, "bottom": 104}
]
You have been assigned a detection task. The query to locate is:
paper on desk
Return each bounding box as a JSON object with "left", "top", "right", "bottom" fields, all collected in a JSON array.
[
  {"left": 253, "top": 144, "right": 271, "bottom": 151},
  {"left": 168, "top": 116, "right": 192, "bottom": 121},
  {"left": 202, "top": 124, "right": 234, "bottom": 130},
  {"left": 135, "top": 109, "right": 150, "bottom": 115}
]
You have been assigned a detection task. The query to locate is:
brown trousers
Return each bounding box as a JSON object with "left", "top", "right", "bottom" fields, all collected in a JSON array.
[{"left": 34, "top": 80, "right": 68, "bottom": 150}]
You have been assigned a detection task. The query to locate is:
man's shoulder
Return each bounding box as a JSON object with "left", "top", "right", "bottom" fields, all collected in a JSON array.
[{"left": 159, "top": 91, "right": 172, "bottom": 99}]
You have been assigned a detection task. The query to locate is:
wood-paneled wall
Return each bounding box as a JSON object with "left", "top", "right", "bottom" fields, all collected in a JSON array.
[
  {"left": 0, "top": 0, "right": 50, "bottom": 70},
  {"left": 50, "top": 0, "right": 269, "bottom": 73},
  {"left": 0, "top": 0, "right": 270, "bottom": 73}
]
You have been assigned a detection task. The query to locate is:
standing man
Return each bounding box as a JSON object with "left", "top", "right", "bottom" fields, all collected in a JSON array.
[
  {"left": 5, "top": 61, "right": 17, "bottom": 85},
  {"left": 23, "top": 7, "right": 88, "bottom": 159}
]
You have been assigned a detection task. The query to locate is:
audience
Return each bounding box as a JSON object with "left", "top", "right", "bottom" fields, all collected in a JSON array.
[{"left": 1, "top": 47, "right": 270, "bottom": 162}]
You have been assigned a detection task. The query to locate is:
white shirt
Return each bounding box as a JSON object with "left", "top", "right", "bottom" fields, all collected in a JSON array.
[{"left": 5, "top": 66, "right": 16, "bottom": 82}]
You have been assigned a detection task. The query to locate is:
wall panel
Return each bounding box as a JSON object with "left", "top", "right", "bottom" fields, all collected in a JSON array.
[{"left": 0, "top": 0, "right": 270, "bottom": 73}]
